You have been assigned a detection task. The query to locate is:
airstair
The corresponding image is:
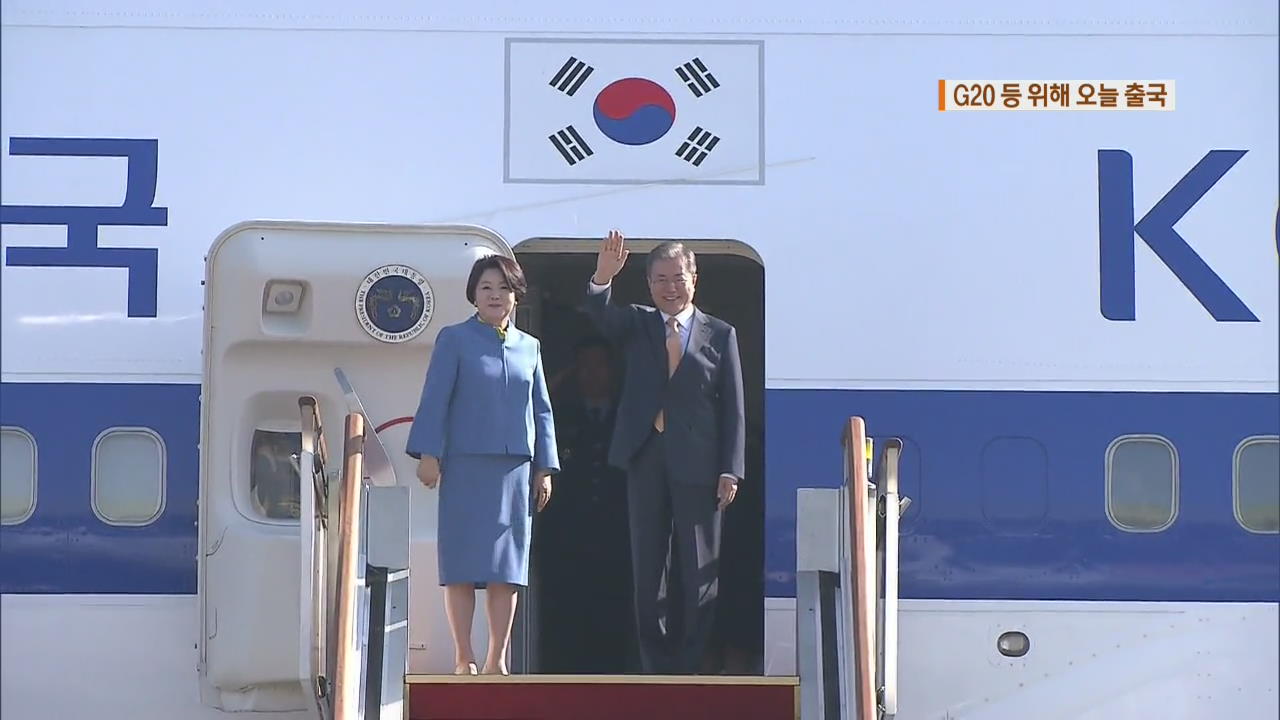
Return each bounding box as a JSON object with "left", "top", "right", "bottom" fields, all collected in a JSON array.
[{"left": 301, "top": 379, "right": 900, "bottom": 720}]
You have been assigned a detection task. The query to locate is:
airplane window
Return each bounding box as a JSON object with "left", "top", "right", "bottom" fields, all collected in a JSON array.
[
  {"left": 1, "top": 427, "right": 37, "bottom": 525},
  {"left": 1106, "top": 436, "right": 1177, "bottom": 532},
  {"left": 1234, "top": 437, "right": 1279, "bottom": 534},
  {"left": 251, "top": 429, "right": 302, "bottom": 520},
  {"left": 92, "top": 428, "right": 165, "bottom": 526}
]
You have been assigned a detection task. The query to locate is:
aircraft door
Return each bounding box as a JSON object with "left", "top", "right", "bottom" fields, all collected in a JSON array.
[{"left": 197, "top": 221, "right": 513, "bottom": 712}]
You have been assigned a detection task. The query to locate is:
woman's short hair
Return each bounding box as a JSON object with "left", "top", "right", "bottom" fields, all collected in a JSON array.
[{"left": 466, "top": 254, "right": 528, "bottom": 304}]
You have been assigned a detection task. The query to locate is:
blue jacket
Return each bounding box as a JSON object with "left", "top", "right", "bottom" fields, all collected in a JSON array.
[{"left": 405, "top": 315, "right": 559, "bottom": 473}]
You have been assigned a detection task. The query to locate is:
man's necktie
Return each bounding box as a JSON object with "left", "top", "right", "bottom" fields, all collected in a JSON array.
[{"left": 654, "top": 316, "right": 681, "bottom": 432}]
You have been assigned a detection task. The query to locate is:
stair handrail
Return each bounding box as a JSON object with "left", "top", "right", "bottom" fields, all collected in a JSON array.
[
  {"left": 873, "top": 438, "right": 904, "bottom": 718},
  {"left": 298, "top": 396, "right": 331, "bottom": 719},
  {"left": 332, "top": 411, "right": 367, "bottom": 720},
  {"left": 842, "top": 417, "right": 876, "bottom": 720}
]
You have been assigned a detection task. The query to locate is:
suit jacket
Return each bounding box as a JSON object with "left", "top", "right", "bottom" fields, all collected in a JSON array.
[
  {"left": 537, "top": 394, "right": 629, "bottom": 548},
  {"left": 543, "top": 395, "right": 627, "bottom": 517},
  {"left": 582, "top": 285, "right": 745, "bottom": 485},
  {"left": 405, "top": 315, "right": 560, "bottom": 473}
]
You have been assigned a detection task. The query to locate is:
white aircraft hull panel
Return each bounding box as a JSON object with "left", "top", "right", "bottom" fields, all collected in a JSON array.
[{"left": 4, "top": 596, "right": 1275, "bottom": 719}]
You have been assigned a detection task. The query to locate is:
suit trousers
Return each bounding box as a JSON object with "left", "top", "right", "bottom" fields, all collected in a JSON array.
[{"left": 627, "top": 430, "right": 723, "bottom": 674}]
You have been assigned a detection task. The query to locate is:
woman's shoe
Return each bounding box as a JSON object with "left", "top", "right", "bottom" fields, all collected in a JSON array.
[{"left": 453, "top": 661, "right": 478, "bottom": 676}]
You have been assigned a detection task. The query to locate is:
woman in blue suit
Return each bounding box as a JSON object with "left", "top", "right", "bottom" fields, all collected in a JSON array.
[{"left": 406, "top": 254, "right": 559, "bottom": 676}]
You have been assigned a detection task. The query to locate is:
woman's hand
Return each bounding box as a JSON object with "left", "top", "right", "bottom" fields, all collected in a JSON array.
[
  {"left": 417, "top": 456, "right": 441, "bottom": 489},
  {"left": 533, "top": 471, "right": 553, "bottom": 512}
]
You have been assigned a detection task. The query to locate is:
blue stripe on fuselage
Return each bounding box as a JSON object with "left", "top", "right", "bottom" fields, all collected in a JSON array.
[
  {"left": 2, "top": 382, "right": 1276, "bottom": 601},
  {"left": 765, "top": 389, "right": 1279, "bottom": 602},
  {"left": 0, "top": 382, "right": 199, "bottom": 593}
]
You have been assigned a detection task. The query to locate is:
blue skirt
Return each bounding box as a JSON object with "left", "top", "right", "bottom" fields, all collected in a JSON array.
[{"left": 437, "top": 453, "right": 532, "bottom": 587}]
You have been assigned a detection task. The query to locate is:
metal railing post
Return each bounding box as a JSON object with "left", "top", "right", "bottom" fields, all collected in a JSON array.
[
  {"left": 333, "top": 412, "right": 366, "bottom": 720},
  {"left": 842, "top": 418, "right": 876, "bottom": 720},
  {"left": 873, "top": 439, "right": 903, "bottom": 719}
]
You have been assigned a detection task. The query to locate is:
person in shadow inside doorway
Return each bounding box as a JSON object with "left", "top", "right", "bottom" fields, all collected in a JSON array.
[
  {"left": 581, "top": 230, "right": 746, "bottom": 675},
  {"left": 535, "top": 335, "right": 636, "bottom": 673},
  {"left": 405, "top": 254, "right": 559, "bottom": 676}
]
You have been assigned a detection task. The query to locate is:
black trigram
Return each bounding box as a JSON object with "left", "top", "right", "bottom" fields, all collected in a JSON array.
[
  {"left": 549, "top": 57, "right": 594, "bottom": 96},
  {"left": 675, "top": 58, "right": 720, "bottom": 97},
  {"left": 549, "top": 125, "right": 594, "bottom": 165},
  {"left": 675, "top": 127, "right": 719, "bottom": 167}
]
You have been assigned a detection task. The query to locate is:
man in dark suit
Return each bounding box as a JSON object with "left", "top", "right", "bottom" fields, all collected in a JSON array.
[{"left": 581, "top": 229, "right": 745, "bottom": 675}]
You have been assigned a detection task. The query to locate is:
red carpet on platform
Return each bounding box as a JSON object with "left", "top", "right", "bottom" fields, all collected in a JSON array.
[{"left": 406, "top": 675, "right": 799, "bottom": 720}]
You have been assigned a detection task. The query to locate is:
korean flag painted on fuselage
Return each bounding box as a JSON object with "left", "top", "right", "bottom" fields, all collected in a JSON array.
[{"left": 505, "top": 39, "right": 764, "bottom": 185}]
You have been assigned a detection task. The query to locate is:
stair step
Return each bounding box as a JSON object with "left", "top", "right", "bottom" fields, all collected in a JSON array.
[{"left": 406, "top": 674, "right": 799, "bottom": 720}]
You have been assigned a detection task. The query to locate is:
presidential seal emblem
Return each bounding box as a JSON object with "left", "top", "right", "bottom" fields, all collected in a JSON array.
[{"left": 355, "top": 264, "right": 434, "bottom": 343}]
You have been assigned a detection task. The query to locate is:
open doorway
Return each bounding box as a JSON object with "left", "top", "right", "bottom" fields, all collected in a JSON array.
[{"left": 512, "top": 238, "right": 765, "bottom": 676}]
